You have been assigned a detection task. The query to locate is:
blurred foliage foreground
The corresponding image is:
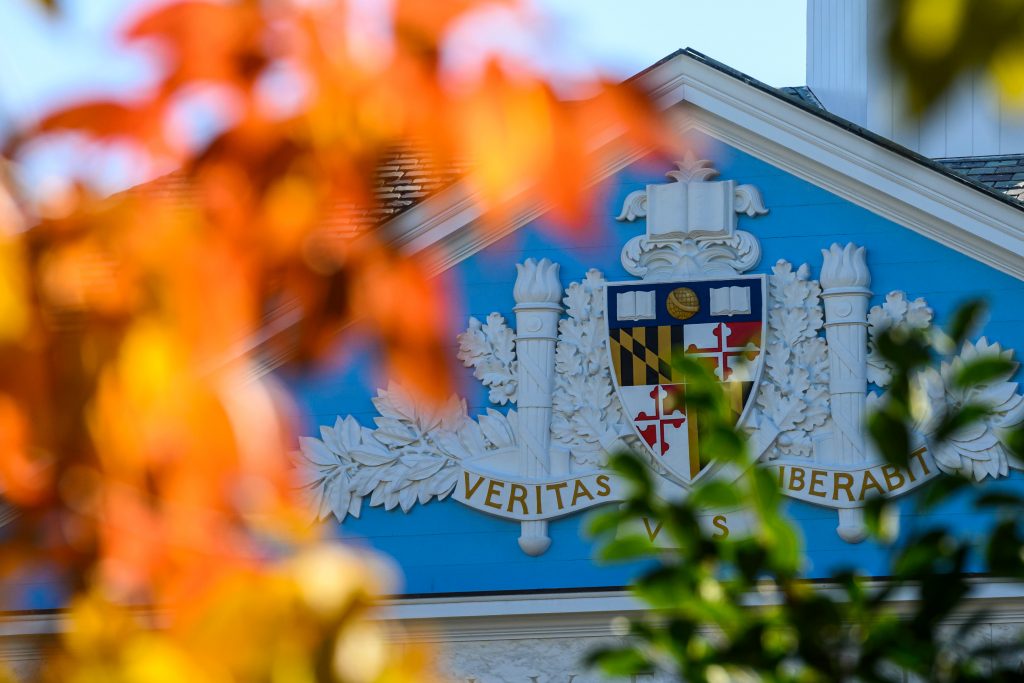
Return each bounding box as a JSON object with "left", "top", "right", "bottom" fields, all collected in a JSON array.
[
  {"left": 2, "top": 0, "right": 1024, "bottom": 681},
  {"left": 0, "top": 0, "right": 672, "bottom": 680},
  {"left": 589, "top": 302, "right": 1024, "bottom": 683}
]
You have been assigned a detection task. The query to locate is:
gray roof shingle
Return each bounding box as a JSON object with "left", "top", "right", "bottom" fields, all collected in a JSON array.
[
  {"left": 934, "top": 154, "right": 1024, "bottom": 202},
  {"left": 137, "top": 144, "right": 468, "bottom": 233},
  {"left": 779, "top": 85, "right": 825, "bottom": 110}
]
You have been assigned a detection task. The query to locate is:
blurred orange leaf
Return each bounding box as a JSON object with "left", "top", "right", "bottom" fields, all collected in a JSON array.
[
  {"left": 125, "top": 1, "right": 266, "bottom": 92},
  {"left": 0, "top": 0, "right": 677, "bottom": 677}
]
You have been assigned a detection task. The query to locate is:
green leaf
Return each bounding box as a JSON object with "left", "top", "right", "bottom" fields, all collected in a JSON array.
[
  {"left": 1002, "top": 426, "right": 1024, "bottom": 465},
  {"left": 974, "top": 491, "right": 1024, "bottom": 508},
  {"left": 946, "top": 299, "right": 987, "bottom": 348},
  {"left": 916, "top": 475, "right": 970, "bottom": 512},
  {"left": 863, "top": 497, "right": 900, "bottom": 544},
  {"left": 867, "top": 409, "right": 912, "bottom": 468},
  {"left": 633, "top": 567, "right": 695, "bottom": 609},
  {"left": 934, "top": 403, "right": 992, "bottom": 442},
  {"left": 762, "top": 514, "right": 801, "bottom": 576},
  {"left": 952, "top": 355, "right": 1015, "bottom": 389},
  {"left": 598, "top": 534, "right": 659, "bottom": 562},
  {"left": 608, "top": 451, "right": 650, "bottom": 484},
  {"left": 749, "top": 466, "right": 782, "bottom": 512},
  {"left": 586, "top": 646, "right": 653, "bottom": 676},
  {"left": 690, "top": 480, "right": 743, "bottom": 510},
  {"left": 586, "top": 507, "right": 625, "bottom": 537},
  {"left": 985, "top": 518, "right": 1024, "bottom": 576},
  {"left": 876, "top": 326, "right": 931, "bottom": 371},
  {"left": 607, "top": 451, "right": 653, "bottom": 500},
  {"left": 700, "top": 427, "right": 746, "bottom": 464}
]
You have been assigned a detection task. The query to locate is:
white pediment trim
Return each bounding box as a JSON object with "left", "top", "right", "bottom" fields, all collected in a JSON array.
[{"left": 378, "top": 52, "right": 1024, "bottom": 282}]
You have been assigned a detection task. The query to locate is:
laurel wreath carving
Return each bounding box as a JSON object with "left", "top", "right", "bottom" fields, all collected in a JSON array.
[
  {"left": 865, "top": 292, "right": 1024, "bottom": 482},
  {"left": 754, "top": 260, "right": 830, "bottom": 458},
  {"left": 457, "top": 312, "right": 518, "bottom": 404},
  {"left": 866, "top": 291, "right": 934, "bottom": 388},
  {"left": 913, "top": 339, "right": 1024, "bottom": 481},
  {"left": 550, "top": 269, "right": 632, "bottom": 467},
  {"left": 291, "top": 382, "right": 519, "bottom": 522}
]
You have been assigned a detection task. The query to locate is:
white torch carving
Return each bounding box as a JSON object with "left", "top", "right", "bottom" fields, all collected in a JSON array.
[
  {"left": 820, "top": 243, "right": 871, "bottom": 542},
  {"left": 513, "top": 258, "right": 562, "bottom": 556}
]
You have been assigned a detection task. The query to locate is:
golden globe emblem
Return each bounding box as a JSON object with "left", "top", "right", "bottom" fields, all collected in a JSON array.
[{"left": 666, "top": 287, "right": 700, "bottom": 320}]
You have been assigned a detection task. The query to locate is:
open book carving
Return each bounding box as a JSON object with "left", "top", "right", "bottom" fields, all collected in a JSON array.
[
  {"left": 616, "top": 290, "right": 656, "bottom": 321},
  {"left": 710, "top": 285, "right": 751, "bottom": 316}
]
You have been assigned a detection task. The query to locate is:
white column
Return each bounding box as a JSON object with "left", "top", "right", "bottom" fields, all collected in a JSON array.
[
  {"left": 820, "top": 243, "right": 871, "bottom": 543},
  {"left": 512, "top": 258, "right": 562, "bottom": 556}
]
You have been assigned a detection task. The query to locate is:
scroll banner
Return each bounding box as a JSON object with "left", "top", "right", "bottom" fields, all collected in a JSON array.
[
  {"left": 767, "top": 448, "right": 940, "bottom": 509},
  {"left": 453, "top": 448, "right": 941, "bottom": 522},
  {"left": 452, "top": 466, "right": 625, "bottom": 521}
]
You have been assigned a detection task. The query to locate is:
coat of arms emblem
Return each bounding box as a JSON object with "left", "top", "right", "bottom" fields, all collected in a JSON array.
[
  {"left": 293, "top": 155, "right": 1024, "bottom": 556},
  {"left": 605, "top": 275, "right": 765, "bottom": 482}
]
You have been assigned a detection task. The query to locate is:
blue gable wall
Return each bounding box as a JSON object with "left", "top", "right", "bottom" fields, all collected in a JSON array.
[{"left": 285, "top": 131, "right": 1024, "bottom": 596}]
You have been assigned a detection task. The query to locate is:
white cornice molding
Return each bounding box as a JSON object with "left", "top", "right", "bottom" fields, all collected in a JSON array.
[
  {"left": 0, "top": 614, "right": 63, "bottom": 638},
  {"left": 2, "top": 581, "right": 1024, "bottom": 643},
  {"left": 378, "top": 590, "right": 640, "bottom": 622},
  {"left": 376, "top": 580, "right": 1024, "bottom": 643},
  {"left": 377, "top": 53, "right": 1024, "bottom": 282}
]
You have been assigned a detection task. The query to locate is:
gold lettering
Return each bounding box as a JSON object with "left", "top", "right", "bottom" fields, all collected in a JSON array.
[
  {"left": 463, "top": 472, "right": 485, "bottom": 499},
  {"left": 642, "top": 518, "right": 663, "bottom": 541},
  {"left": 833, "top": 472, "right": 855, "bottom": 501},
  {"left": 484, "top": 479, "right": 505, "bottom": 510},
  {"left": 858, "top": 470, "right": 884, "bottom": 501},
  {"left": 506, "top": 483, "right": 528, "bottom": 514},
  {"left": 911, "top": 448, "right": 931, "bottom": 478},
  {"left": 546, "top": 482, "right": 568, "bottom": 509},
  {"left": 535, "top": 484, "right": 543, "bottom": 515},
  {"left": 788, "top": 467, "right": 806, "bottom": 492},
  {"left": 571, "top": 479, "right": 594, "bottom": 506},
  {"left": 712, "top": 515, "right": 729, "bottom": 539},
  {"left": 777, "top": 465, "right": 785, "bottom": 487},
  {"left": 881, "top": 464, "right": 905, "bottom": 492},
  {"left": 809, "top": 469, "right": 827, "bottom": 498},
  {"left": 596, "top": 474, "right": 611, "bottom": 497}
]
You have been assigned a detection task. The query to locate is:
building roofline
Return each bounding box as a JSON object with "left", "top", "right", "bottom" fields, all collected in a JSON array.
[
  {"left": 374, "top": 47, "right": 1024, "bottom": 284},
  {"left": 675, "top": 48, "right": 1024, "bottom": 214}
]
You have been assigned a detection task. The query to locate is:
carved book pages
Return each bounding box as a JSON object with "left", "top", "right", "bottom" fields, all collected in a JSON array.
[
  {"left": 709, "top": 285, "right": 752, "bottom": 316},
  {"left": 645, "top": 182, "right": 687, "bottom": 240},
  {"left": 687, "top": 179, "right": 735, "bottom": 238},
  {"left": 616, "top": 290, "right": 656, "bottom": 321}
]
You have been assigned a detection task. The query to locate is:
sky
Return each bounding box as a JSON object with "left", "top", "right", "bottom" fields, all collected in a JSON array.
[
  {"left": 0, "top": 0, "right": 806, "bottom": 192},
  {"left": 0, "top": 0, "right": 807, "bottom": 124}
]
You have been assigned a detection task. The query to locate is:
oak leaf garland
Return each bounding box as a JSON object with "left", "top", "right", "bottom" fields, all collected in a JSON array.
[
  {"left": 755, "top": 260, "right": 830, "bottom": 458},
  {"left": 867, "top": 291, "right": 934, "bottom": 388},
  {"left": 550, "top": 269, "right": 631, "bottom": 467},
  {"left": 457, "top": 313, "right": 518, "bottom": 405}
]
